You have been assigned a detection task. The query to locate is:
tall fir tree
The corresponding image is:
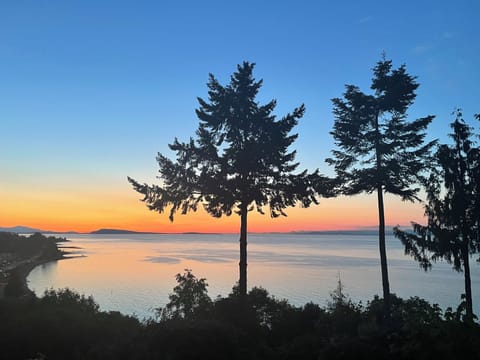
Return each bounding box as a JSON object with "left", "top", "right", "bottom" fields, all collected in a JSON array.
[
  {"left": 394, "top": 110, "right": 480, "bottom": 322},
  {"left": 129, "top": 62, "right": 329, "bottom": 298},
  {"left": 327, "top": 57, "right": 436, "bottom": 322}
]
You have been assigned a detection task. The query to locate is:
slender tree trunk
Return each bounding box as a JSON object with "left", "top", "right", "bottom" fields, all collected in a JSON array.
[
  {"left": 239, "top": 203, "right": 248, "bottom": 299},
  {"left": 377, "top": 185, "right": 391, "bottom": 324},
  {"left": 374, "top": 110, "right": 391, "bottom": 324},
  {"left": 456, "top": 137, "right": 474, "bottom": 322},
  {"left": 462, "top": 244, "right": 474, "bottom": 322}
]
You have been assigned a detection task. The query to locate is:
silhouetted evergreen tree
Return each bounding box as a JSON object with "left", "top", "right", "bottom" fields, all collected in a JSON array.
[
  {"left": 394, "top": 110, "right": 480, "bottom": 322},
  {"left": 327, "top": 57, "right": 436, "bottom": 322},
  {"left": 129, "top": 62, "right": 329, "bottom": 298}
]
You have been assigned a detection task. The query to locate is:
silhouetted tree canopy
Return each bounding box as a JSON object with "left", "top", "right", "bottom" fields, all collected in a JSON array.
[
  {"left": 158, "top": 269, "right": 212, "bottom": 321},
  {"left": 327, "top": 57, "right": 436, "bottom": 323},
  {"left": 394, "top": 110, "right": 480, "bottom": 322},
  {"left": 129, "top": 62, "right": 330, "bottom": 297}
]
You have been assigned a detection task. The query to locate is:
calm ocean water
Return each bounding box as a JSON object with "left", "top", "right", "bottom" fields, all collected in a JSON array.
[{"left": 27, "top": 233, "right": 480, "bottom": 320}]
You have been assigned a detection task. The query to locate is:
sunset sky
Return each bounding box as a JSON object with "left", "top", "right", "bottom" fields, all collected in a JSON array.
[{"left": 1, "top": 1, "right": 479, "bottom": 233}]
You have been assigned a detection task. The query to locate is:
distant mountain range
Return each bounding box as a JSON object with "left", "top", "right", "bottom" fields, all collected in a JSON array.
[
  {"left": 0, "top": 226, "right": 57, "bottom": 233},
  {"left": 291, "top": 229, "right": 395, "bottom": 236},
  {"left": 90, "top": 228, "right": 160, "bottom": 234},
  {"left": 0, "top": 226, "right": 156, "bottom": 235},
  {"left": 0, "top": 225, "right": 398, "bottom": 235}
]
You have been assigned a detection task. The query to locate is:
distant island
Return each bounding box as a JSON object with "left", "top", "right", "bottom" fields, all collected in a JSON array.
[
  {"left": 0, "top": 226, "right": 79, "bottom": 234},
  {"left": 0, "top": 226, "right": 159, "bottom": 235},
  {"left": 291, "top": 229, "right": 395, "bottom": 236},
  {"left": 1, "top": 225, "right": 400, "bottom": 236},
  {"left": 90, "top": 228, "right": 162, "bottom": 235}
]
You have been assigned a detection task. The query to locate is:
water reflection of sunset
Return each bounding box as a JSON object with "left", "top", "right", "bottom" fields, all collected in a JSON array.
[{"left": 27, "top": 234, "right": 480, "bottom": 319}]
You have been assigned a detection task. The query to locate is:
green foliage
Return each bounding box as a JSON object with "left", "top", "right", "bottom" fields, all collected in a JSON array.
[{"left": 158, "top": 269, "right": 212, "bottom": 321}]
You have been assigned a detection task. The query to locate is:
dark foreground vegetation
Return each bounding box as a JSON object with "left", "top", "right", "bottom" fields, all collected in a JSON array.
[{"left": 1, "top": 270, "right": 479, "bottom": 360}]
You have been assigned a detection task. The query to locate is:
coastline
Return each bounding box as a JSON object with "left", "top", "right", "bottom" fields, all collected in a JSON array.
[
  {"left": 0, "top": 254, "right": 66, "bottom": 299},
  {"left": 17, "top": 255, "right": 67, "bottom": 298},
  {"left": 0, "top": 233, "right": 71, "bottom": 298}
]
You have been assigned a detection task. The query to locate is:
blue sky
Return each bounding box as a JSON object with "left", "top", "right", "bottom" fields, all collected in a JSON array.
[{"left": 1, "top": 0, "right": 479, "bottom": 231}]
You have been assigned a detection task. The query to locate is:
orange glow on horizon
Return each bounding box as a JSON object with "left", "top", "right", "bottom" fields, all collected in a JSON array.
[{"left": 1, "top": 179, "right": 426, "bottom": 233}]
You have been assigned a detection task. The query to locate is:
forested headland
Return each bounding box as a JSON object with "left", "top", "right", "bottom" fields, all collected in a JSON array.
[{"left": 0, "top": 232, "right": 67, "bottom": 298}]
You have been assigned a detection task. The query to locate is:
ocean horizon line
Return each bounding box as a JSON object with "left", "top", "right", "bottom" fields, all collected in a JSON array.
[{"left": 0, "top": 225, "right": 400, "bottom": 236}]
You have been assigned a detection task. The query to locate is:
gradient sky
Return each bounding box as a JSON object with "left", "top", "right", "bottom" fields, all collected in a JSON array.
[{"left": 1, "top": 1, "right": 479, "bottom": 233}]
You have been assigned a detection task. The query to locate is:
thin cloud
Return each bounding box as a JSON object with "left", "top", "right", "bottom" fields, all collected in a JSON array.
[
  {"left": 412, "top": 44, "right": 433, "bottom": 54},
  {"left": 357, "top": 16, "right": 373, "bottom": 24},
  {"left": 443, "top": 31, "right": 454, "bottom": 39}
]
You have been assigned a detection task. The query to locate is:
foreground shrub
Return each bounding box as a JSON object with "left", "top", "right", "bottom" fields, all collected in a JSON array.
[
  {"left": 0, "top": 289, "right": 141, "bottom": 360},
  {"left": 157, "top": 269, "right": 212, "bottom": 321},
  {"left": 144, "top": 319, "right": 242, "bottom": 360},
  {"left": 2, "top": 271, "right": 480, "bottom": 359}
]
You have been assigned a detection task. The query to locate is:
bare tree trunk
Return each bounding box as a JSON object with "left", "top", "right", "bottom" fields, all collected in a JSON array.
[
  {"left": 374, "top": 110, "right": 391, "bottom": 325},
  {"left": 462, "top": 245, "right": 474, "bottom": 322},
  {"left": 239, "top": 203, "right": 248, "bottom": 299},
  {"left": 377, "top": 185, "right": 391, "bottom": 324}
]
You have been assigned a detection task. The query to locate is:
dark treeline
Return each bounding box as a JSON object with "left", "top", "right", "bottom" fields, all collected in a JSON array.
[
  {"left": 1, "top": 270, "right": 479, "bottom": 360},
  {"left": 0, "top": 232, "right": 67, "bottom": 297},
  {"left": 0, "top": 232, "right": 66, "bottom": 258}
]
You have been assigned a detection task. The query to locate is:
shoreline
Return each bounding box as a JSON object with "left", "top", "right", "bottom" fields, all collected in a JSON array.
[
  {"left": 0, "top": 253, "right": 67, "bottom": 299},
  {"left": 0, "top": 233, "right": 73, "bottom": 299},
  {"left": 20, "top": 255, "right": 67, "bottom": 297}
]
